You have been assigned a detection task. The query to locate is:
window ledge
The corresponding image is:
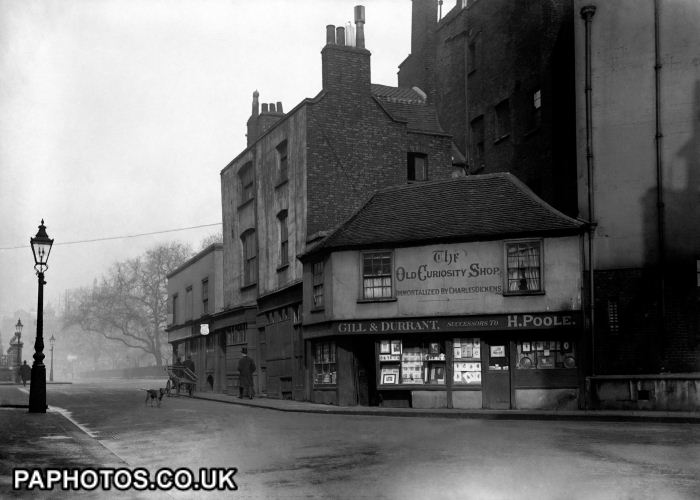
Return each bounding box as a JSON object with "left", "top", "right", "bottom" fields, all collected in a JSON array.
[
  {"left": 310, "top": 306, "right": 325, "bottom": 313},
  {"left": 276, "top": 263, "right": 290, "bottom": 273},
  {"left": 493, "top": 134, "right": 510, "bottom": 145},
  {"left": 275, "top": 178, "right": 289, "bottom": 189},
  {"left": 357, "top": 297, "right": 397, "bottom": 304},
  {"left": 237, "top": 198, "right": 254, "bottom": 210},
  {"left": 240, "top": 282, "right": 257, "bottom": 292},
  {"left": 523, "top": 126, "right": 540, "bottom": 138},
  {"left": 502, "top": 290, "right": 545, "bottom": 297}
]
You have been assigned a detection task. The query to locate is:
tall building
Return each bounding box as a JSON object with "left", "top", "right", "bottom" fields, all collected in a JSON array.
[
  {"left": 574, "top": 1, "right": 700, "bottom": 390},
  {"left": 213, "top": 6, "right": 460, "bottom": 400},
  {"left": 398, "top": 0, "right": 578, "bottom": 216}
]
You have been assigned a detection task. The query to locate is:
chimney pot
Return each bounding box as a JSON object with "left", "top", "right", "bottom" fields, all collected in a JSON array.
[
  {"left": 262, "top": 103, "right": 269, "bottom": 113},
  {"left": 326, "top": 24, "right": 336, "bottom": 44},
  {"left": 336, "top": 26, "right": 345, "bottom": 46},
  {"left": 276, "top": 101, "right": 283, "bottom": 113},
  {"left": 354, "top": 5, "right": 366, "bottom": 49}
]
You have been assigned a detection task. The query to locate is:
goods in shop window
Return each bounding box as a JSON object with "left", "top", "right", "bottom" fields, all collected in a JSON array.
[
  {"left": 380, "top": 340, "right": 390, "bottom": 354},
  {"left": 522, "top": 342, "right": 531, "bottom": 352},
  {"left": 391, "top": 340, "right": 402, "bottom": 355},
  {"left": 564, "top": 356, "right": 576, "bottom": 369},
  {"left": 538, "top": 356, "right": 554, "bottom": 369},
  {"left": 379, "top": 354, "right": 400, "bottom": 361},
  {"left": 536, "top": 341, "right": 544, "bottom": 351},
  {"left": 429, "top": 342, "right": 440, "bottom": 355}
]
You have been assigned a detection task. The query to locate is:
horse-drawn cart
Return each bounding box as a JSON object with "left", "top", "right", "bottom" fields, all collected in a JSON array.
[{"left": 165, "top": 364, "right": 197, "bottom": 397}]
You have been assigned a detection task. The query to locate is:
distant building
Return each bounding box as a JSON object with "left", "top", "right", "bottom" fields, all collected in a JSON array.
[
  {"left": 398, "top": 0, "right": 578, "bottom": 216},
  {"left": 300, "top": 174, "right": 585, "bottom": 409},
  {"left": 575, "top": 1, "right": 700, "bottom": 410},
  {"left": 213, "top": 5, "right": 461, "bottom": 400},
  {"left": 166, "top": 243, "right": 225, "bottom": 393}
]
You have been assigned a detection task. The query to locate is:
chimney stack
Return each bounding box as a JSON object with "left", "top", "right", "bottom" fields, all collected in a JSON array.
[
  {"left": 321, "top": 5, "right": 371, "bottom": 93},
  {"left": 246, "top": 91, "right": 285, "bottom": 146}
]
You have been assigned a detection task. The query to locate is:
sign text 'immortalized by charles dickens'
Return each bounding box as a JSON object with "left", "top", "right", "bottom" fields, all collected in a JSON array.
[{"left": 394, "top": 247, "right": 502, "bottom": 298}]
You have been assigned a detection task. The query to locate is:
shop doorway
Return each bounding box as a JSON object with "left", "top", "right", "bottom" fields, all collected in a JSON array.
[
  {"left": 354, "top": 340, "right": 378, "bottom": 406},
  {"left": 482, "top": 337, "right": 511, "bottom": 409}
]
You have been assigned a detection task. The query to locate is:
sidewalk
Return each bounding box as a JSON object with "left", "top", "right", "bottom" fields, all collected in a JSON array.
[
  {"left": 0, "top": 386, "right": 126, "bottom": 498},
  {"left": 191, "top": 391, "right": 700, "bottom": 423}
]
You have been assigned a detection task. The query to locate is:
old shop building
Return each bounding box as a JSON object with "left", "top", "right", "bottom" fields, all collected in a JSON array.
[
  {"left": 214, "top": 6, "right": 462, "bottom": 399},
  {"left": 166, "top": 243, "right": 226, "bottom": 393},
  {"left": 300, "top": 174, "right": 586, "bottom": 410}
]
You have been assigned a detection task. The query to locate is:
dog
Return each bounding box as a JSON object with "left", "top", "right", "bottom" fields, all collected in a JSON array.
[{"left": 143, "top": 388, "right": 167, "bottom": 407}]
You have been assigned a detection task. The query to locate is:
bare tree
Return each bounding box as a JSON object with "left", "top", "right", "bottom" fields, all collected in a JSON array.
[
  {"left": 199, "top": 231, "right": 222, "bottom": 251},
  {"left": 63, "top": 242, "right": 192, "bottom": 367}
]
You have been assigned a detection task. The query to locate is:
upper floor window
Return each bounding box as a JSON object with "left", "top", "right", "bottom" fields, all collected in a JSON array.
[
  {"left": 239, "top": 162, "right": 254, "bottom": 204},
  {"left": 526, "top": 89, "right": 542, "bottom": 132},
  {"left": 505, "top": 241, "right": 542, "bottom": 293},
  {"left": 312, "top": 261, "right": 324, "bottom": 308},
  {"left": 470, "top": 115, "right": 485, "bottom": 167},
  {"left": 277, "top": 140, "right": 288, "bottom": 184},
  {"left": 494, "top": 99, "right": 511, "bottom": 141},
  {"left": 241, "top": 229, "right": 257, "bottom": 286},
  {"left": 278, "top": 210, "right": 289, "bottom": 267},
  {"left": 362, "top": 251, "right": 393, "bottom": 299},
  {"left": 407, "top": 153, "right": 428, "bottom": 182},
  {"left": 201, "top": 278, "right": 209, "bottom": 315},
  {"left": 171, "top": 294, "right": 178, "bottom": 324},
  {"left": 185, "top": 286, "right": 193, "bottom": 320}
]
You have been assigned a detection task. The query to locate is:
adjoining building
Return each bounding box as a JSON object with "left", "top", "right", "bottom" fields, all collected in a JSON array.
[
  {"left": 574, "top": 0, "right": 700, "bottom": 410},
  {"left": 213, "top": 5, "right": 463, "bottom": 400},
  {"left": 399, "top": 0, "right": 578, "bottom": 217},
  {"left": 166, "top": 243, "right": 225, "bottom": 393},
  {"left": 300, "top": 174, "right": 586, "bottom": 409}
]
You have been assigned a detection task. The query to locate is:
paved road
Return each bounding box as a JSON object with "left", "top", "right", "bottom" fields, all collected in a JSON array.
[{"left": 12, "top": 380, "right": 700, "bottom": 499}]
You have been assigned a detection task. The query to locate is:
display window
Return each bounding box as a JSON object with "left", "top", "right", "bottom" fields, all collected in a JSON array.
[
  {"left": 378, "top": 339, "right": 446, "bottom": 386},
  {"left": 516, "top": 340, "right": 576, "bottom": 369},
  {"left": 453, "top": 338, "right": 482, "bottom": 384},
  {"left": 313, "top": 341, "right": 337, "bottom": 385}
]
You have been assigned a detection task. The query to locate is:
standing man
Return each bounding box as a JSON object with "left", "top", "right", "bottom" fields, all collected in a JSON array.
[
  {"left": 237, "top": 347, "right": 256, "bottom": 399},
  {"left": 19, "top": 360, "right": 31, "bottom": 387}
]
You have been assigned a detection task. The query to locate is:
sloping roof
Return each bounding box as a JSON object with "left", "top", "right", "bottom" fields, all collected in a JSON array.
[
  {"left": 303, "top": 173, "right": 584, "bottom": 257},
  {"left": 370, "top": 84, "right": 446, "bottom": 135}
]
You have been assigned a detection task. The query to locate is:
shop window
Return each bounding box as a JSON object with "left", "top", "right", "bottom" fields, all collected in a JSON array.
[
  {"left": 239, "top": 162, "right": 254, "bottom": 204},
  {"left": 362, "top": 251, "right": 393, "bottom": 299},
  {"left": 407, "top": 152, "right": 428, "bottom": 182},
  {"left": 313, "top": 341, "right": 336, "bottom": 385},
  {"left": 494, "top": 99, "right": 511, "bottom": 141},
  {"left": 505, "top": 240, "right": 543, "bottom": 293},
  {"left": 241, "top": 229, "right": 257, "bottom": 286},
  {"left": 201, "top": 278, "right": 209, "bottom": 315},
  {"left": 312, "top": 261, "right": 324, "bottom": 308},
  {"left": 378, "top": 340, "right": 446, "bottom": 386},
  {"left": 206, "top": 334, "right": 215, "bottom": 353},
  {"left": 278, "top": 210, "right": 289, "bottom": 267},
  {"left": 516, "top": 340, "right": 576, "bottom": 369},
  {"left": 452, "top": 338, "right": 482, "bottom": 385}
]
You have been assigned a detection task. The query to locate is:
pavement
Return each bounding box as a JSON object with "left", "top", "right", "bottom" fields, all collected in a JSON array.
[{"left": 1, "top": 379, "right": 699, "bottom": 496}]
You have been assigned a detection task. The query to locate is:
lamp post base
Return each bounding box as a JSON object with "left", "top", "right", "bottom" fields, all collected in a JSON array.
[{"left": 28, "top": 363, "right": 47, "bottom": 413}]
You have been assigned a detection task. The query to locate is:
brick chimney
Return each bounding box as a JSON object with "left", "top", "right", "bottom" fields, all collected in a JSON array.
[
  {"left": 246, "top": 91, "right": 284, "bottom": 146},
  {"left": 321, "top": 5, "right": 371, "bottom": 95}
]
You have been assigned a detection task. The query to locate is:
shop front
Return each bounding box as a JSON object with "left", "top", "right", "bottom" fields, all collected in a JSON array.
[{"left": 307, "top": 311, "right": 582, "bottom": 409}]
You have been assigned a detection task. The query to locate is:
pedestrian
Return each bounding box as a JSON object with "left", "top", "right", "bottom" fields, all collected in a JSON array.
[
  {"left": 237, "top": 347, "right": 256, "bottom": 399},
  {"left": 19, "top": 360, "right": 31, "bottom": 387}
]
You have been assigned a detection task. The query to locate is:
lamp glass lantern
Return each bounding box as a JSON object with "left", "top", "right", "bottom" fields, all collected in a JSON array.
[
  {"left": 30, "top": 219, "right": 54, "bottom": 271},
  {"left": 15, "top": 318, "right": 23, "bottom": 339}
]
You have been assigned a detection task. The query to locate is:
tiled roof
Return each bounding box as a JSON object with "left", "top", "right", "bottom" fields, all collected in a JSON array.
[
  {"left": 304, "top": 173, "right": 584, "bottom": 256},
  {"left": 370, "top": 84, "right": 445, "bottom": 135}
]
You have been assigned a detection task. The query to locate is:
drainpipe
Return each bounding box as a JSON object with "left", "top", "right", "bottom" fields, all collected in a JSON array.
[
  {"left": 581, "top": 5, "right": 596, "bottom": 376},
  {"left": 654, "top": 0, "right": 666, "bottom": 369}
]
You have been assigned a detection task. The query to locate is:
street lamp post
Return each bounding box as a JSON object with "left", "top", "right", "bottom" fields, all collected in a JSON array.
[
  {"left": 28, "top": 219, "right": 54, "bottom": 413},
  {"left": 49, "top": 335, "right": 55, "bottom": 382},
  {"left": 15, "top": 319, "right": 24, "bottom": 377}
]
